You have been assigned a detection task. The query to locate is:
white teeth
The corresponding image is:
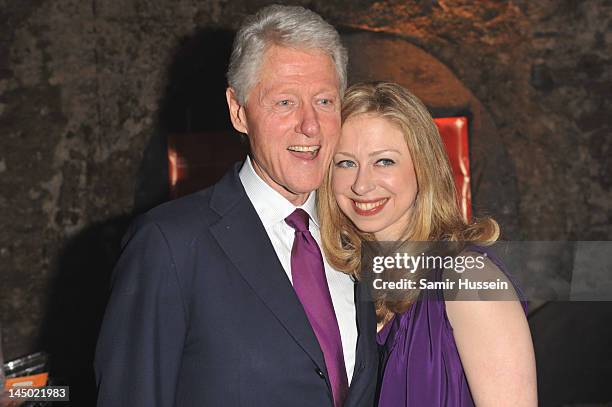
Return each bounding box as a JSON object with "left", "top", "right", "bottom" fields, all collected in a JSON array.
[
  {"left": 354, "top": 199, "right": 387, "bottom": 211},
  {"left": 287, "top": 145, "right": 320, "bottom": 153}
]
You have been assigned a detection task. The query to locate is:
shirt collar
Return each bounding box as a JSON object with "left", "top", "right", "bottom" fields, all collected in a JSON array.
[{"left": 239, "top": 156, "right": 320, "bottom": 228}]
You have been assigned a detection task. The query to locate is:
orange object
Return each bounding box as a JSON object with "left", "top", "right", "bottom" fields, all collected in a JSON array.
[{"left": 4, "top": 373, "right": 48, "bottom": 389}]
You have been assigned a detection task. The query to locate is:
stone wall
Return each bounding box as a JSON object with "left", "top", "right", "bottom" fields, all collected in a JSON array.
[{"left": 1, "top": 0, "right": 610, "bottom": 404}]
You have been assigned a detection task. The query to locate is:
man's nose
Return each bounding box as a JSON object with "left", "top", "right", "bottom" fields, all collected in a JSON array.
[
  {"left": 351, "top": 167, "right": 376, "bottom": 195},
  {"left": 296, "top": 103, "right": 321, "bottom": 137}
]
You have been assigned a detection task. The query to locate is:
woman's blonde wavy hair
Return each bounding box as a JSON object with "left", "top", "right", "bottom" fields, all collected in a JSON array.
[{"left": 317, "top": 82, "right": 499, "bottom": 324}]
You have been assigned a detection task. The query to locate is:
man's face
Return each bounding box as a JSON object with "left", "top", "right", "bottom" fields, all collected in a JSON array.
[{"left": 228, "top": 45, "right": 341, "bottom": 205}]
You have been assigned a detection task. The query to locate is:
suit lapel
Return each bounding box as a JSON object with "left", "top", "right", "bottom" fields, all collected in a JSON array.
[
  {"left": 344, "top": 278, "right": 378, "bottom": 407},
  {"left": 209, "top": 164, "right": 328, "bottom": 374},
  {"left": 350, "top": 280, "right": 367, "bottom": 383}
]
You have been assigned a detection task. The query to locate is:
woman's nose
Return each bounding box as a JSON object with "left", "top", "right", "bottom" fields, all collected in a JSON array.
[{"left": 351, "top": 167, "right": 376, "bottom": 195}]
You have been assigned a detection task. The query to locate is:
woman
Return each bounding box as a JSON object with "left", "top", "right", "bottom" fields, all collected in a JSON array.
[{"left": 318, "top": 82, "right": 537, "bottom": 406}]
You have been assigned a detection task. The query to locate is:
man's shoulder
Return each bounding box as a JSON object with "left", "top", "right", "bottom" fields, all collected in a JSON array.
[
  {"left": 123, "top": 188, "right": 216, "bottom": 251},
  {"left": 147, "top": 187, "right": 214, "bottom": 226},
  {"left": 143, "top": 163, "right": 245, "bottom": 231},
  {"left": 122, "top": 162, "right": 259, "bottom": 257}
]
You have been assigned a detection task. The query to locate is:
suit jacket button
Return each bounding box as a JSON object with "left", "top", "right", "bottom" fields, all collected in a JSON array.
[{"left": 315, "top": 368, "right": 325, "bottom": 379}]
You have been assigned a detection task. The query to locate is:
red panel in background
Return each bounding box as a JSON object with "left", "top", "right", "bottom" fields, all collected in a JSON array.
[
  {"left": 168, "top": 132, "right": 248, "bottom": 199},
  {"left": 168, "top": 116, "right": 471, "bottom": 222},
  {"left": 434, "top": 116, "right": 472, "bottom": 222}
]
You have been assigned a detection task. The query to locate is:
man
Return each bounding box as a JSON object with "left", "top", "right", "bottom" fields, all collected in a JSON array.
[{"left": 95, "top": 5, "right": 377, "bottom": 406}]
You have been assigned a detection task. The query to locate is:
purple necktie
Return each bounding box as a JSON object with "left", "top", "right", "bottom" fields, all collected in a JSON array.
[{"left": 285, "top": 209, "right": 349, "bottom": 407}]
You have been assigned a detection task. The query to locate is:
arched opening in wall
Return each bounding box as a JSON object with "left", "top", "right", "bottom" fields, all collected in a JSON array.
[{"left": 341, "top": 29, "right": 518, "bottom": 235}]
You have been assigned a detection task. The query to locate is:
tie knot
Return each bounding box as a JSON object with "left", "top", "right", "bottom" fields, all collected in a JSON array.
[{"left": 285, "top": 208, "right": 310, "bottom": 232}]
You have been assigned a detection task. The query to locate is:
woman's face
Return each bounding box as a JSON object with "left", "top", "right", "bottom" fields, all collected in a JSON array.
[{"left": 332, "top": 113, "right": 418, "bottom": 241}]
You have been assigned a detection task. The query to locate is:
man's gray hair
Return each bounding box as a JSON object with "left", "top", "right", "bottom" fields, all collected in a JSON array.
[{"left": 227, "top": 5, "right": 348, "bottom": 104}]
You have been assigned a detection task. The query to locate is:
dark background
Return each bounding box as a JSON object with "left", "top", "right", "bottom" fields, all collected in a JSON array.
[{"left": 1, "top": 0, "right": 611, "bottom": 406}]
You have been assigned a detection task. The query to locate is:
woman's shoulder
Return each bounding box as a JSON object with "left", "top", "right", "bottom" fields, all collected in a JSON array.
[{"left": 442, "top": 245, "right": 528, "bottom": 330}]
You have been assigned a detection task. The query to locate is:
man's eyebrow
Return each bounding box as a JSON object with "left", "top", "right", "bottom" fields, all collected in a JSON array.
[{"left": 315, "top": 89, "right": 340, "bottom": 95}]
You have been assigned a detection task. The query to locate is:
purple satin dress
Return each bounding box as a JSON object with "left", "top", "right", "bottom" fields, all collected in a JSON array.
[{"left": 376, "top": 246, "right": 527, "bottom": 406}]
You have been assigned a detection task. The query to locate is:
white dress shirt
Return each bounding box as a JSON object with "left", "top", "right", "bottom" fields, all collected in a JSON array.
[{"left": 239, "top": 156, "right": 357, "bottom": 382}]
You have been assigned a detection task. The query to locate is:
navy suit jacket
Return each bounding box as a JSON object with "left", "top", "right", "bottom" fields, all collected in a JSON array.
[{"left": 95, "top": 162, "right": 378, "bottom": 406}]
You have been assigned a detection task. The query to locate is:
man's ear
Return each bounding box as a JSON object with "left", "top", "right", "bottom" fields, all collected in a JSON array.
[{"left": 226, "top": 87, "right": 248, "bottom": 134}]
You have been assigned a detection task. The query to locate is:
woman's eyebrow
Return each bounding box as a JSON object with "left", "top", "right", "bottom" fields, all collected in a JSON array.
[
  {"left": 334, "top": 151, "right": 356, "bottom": 158},
  {"left": 369, "top": 149, "right": 400, "bottom": 157}
]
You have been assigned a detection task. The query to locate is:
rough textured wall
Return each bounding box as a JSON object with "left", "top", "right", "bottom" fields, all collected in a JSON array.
[{"left": 1, "top": 0, "right": 610, "bottom": 403}]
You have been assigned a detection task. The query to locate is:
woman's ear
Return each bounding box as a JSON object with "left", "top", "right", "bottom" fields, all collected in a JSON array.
[{"left": 226, "top": 87, "right": 248, "bottom": 134}]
